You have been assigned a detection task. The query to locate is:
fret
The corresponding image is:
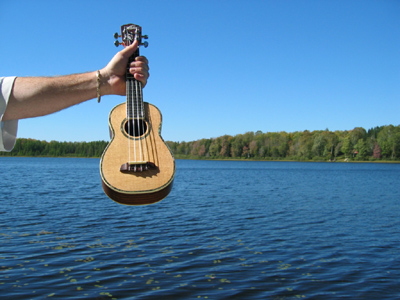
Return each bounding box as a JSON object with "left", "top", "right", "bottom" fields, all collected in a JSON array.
[
  {"left": 126, "top": 79, "right": 144, "bottom": 119},
  {"left": 126, "top": 48, "right": 145, "bottom": 120}
]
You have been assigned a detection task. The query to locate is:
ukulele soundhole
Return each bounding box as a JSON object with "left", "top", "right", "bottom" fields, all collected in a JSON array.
[{"left": 124, "top": 119, "right": 148, "bottom": 138}]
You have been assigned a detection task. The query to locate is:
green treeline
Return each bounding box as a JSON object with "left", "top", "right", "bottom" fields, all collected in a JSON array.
[
  {"left": 166, "top": 125, "right": 400, "bottom": 162},
  {"left": 0, "top": 139, "right": 107, "bottom": 157},
  {"left": 1, "top": 124, "right": 400, "bottom": 161}
]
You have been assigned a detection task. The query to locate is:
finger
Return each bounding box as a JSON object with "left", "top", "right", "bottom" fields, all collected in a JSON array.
[
  {"left": 134, "top": 73, "right": 148, "bottom": 87},
  {"left": 119, "top": 40, "right": 139, "bottom": 58},
  {"left": 129, "top": 61, "right": 149, "bottom": 72},
  {"left": 135, "top": 56, "right": 149, "bottom": 65},
  {"left": 129, "top": 66, "right": 149, "bottom": 79}
]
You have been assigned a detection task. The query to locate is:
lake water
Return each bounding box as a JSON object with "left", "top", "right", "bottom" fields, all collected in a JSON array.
[{"left": 0, "top": 157, "right": 399, "bottom": 299}]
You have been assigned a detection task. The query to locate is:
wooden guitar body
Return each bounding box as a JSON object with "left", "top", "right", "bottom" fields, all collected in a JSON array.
[{"left": 100, "top": 102, "right": 175, "bottom": 205}]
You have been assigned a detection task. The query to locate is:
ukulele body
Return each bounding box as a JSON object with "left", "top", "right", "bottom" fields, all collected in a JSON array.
[{"left": 100, "top": 102, "right": 175, "bottom": 205}]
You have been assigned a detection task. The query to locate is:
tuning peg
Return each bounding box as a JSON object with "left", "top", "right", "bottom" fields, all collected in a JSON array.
[
  {"left": 114, "top": 40, "right": 120, "bottom": 47},
  {"left": 114, "top": 32, "right": 120, "bottom": 39},
  {"left": 141, "top": 41, "right": 149, "bottom": 48},
  {"left": 142, "top": 35, "right": 149, "bottom": 39}
]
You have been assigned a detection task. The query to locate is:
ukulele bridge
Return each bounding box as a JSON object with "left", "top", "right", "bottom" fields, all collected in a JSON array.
[{"left": 120, "top": 161, "right": 157, "bottom": 173}]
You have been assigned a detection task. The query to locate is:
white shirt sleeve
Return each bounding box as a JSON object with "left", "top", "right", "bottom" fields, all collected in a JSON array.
[{"left": 0, "top": 77, "right": 18, "bottom": 152}]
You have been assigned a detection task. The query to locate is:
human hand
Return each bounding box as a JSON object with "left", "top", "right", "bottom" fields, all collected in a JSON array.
[{"left": 101, "top": 40, "right": 150, "bottom": 96}]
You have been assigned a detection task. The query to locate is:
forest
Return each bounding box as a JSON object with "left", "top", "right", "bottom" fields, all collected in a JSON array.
[
  {"left": 0, "top": 139, "right": 107, "bottom": 158},
  {"left": 1, "top": 124, "right": 399, "bottom": 161},
  {"left": 166, "top": 124, "right": 400, "bottom": 161}
]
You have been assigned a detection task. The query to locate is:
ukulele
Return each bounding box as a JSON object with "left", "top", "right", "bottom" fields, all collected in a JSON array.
[{"left": 100, "top": 24, "right": 175, "bottom": 205}]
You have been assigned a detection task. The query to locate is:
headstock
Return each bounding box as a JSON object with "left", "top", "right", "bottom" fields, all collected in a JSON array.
[{"left": 114, "top": 23, "right": 148, "bottom": 48}]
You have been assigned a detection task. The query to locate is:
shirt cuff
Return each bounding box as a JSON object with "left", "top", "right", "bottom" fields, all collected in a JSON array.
[
  {"left": 1, "top": 77, "right": 18, "bottom": 152},
  {"left": 0, "top": 119, "right": 19, "bottom": 152}
]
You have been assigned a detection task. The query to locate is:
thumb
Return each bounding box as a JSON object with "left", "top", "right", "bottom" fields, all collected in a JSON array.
[{"left": 120, "top": 40, "right": 139, "bottom": 58}]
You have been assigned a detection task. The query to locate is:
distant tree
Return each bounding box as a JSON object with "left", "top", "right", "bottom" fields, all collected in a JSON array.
[
  {"left": 230, "top": 135, "right": 244, "bottom": 157},
  {"left": 312, "top": 132, "right": 326, "bottom": 157},
  {"left": 242, "top": 145, "right": 250, "bottom": 158},
  {"left": 298, "top": 130, "right": 313, "bottom": 159},
  {"left": 190, "top": 140, "right": 200, "bottom": 156},
  {"left": 354, "top": 139, "right": 368, "bottom": 160},
  {"left": 177, "top": 142, "right": 190, "bottom": 155},
  {"left": 287, "top": 131, "right": 302, "bottom": 158},
  {"left": 368, "top": 126, "right": 384, "bottom": 139},
  {"left": 208, "top": 138, "right": 221, "bottom": 158},
  {"left": 197, "top": 144, "right": 205, "bottom": 157},
  {"left": 379, "top": 126, "right": 400, "bottom": 159},
  {"left": 219, "top": 135, "right": 232, "bottom": 157},
  {"left": 323, "top": 131, "right": 339, "bottom": 159},
  {"left": 335, "top": 140, "right": 343, "bottom": 157},
  {"left": 349, "top": 127, "right": 367, "bottom": 145},
  {"left": 373, "top": 143, "right": 382, "bottom": 159},
  {"left": 341, "top": 136, "right": 352, "bottom": 158},
  {"left": 249, "top": 140, "right": 258, "bottom": 157}
]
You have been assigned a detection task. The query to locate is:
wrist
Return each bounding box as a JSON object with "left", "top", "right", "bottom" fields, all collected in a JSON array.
[{"left": 97, "top": 68, "right": 113, "bottom": 96}]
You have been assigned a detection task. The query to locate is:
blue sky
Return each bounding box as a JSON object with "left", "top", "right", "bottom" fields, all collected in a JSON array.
[{"left": 1, "top": 0, "right": 399, "bottom": 142}]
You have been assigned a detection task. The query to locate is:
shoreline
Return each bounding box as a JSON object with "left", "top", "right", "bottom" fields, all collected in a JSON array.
[{"left": 2, "top": 156, "right": 399, "bottom": 164}]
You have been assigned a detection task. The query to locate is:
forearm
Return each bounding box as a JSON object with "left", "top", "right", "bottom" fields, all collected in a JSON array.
[
  {"left": 2, "top": 40, "right": 149, "bottom": 122},
  {"left": 3, "top": 72, "right": 105, "bottom": 121}
]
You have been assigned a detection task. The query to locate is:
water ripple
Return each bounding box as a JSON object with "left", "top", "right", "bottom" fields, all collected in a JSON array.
[{"left": 1, "top": 158, "right": 400, "bottom": 299}]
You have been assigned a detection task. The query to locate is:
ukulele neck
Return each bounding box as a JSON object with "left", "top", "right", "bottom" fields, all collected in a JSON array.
[{"left": 126, "top": 49, "right": 144, "bottom": 120}]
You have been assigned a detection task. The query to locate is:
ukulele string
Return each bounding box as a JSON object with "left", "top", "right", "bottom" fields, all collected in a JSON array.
[
  {"left": 138, "top": 80, "right": 149, "bottom": 166},
  {"left": 126, "top": 78, "right": 131, "bottom": 165},
  {"left": 127, "top": 76, "right": 134, "bottom": 166},
  {"left": 131, "top": 77, "right": 137, "bottom": 165},
  {"left": 135, "top": 78, "right": 144, "bottom": 165}
]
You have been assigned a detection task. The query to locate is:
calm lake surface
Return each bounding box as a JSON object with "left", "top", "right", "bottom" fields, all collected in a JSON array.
[{"left": 0, "top": 157, "right": 399, "bottom": 299}]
